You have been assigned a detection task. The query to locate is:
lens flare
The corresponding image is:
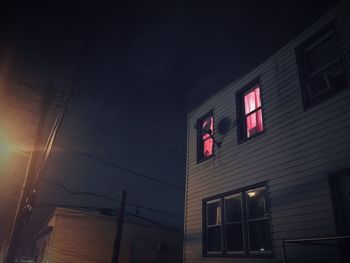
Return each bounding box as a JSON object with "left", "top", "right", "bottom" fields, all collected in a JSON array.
[{"left": 0, "top": 132, "right": 12, "bottom": 165}]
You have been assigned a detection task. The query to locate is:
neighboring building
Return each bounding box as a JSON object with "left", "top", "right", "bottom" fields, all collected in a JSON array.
[
  {"left": 183, "top": 2, "right": 350, "bottom": 263},
  {"left": 35, "top": 207, "right": 183, "bottom": 263}
]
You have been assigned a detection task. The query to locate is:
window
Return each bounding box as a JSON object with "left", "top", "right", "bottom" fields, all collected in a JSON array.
[
  {"left": 131, "top": 239, "right": 145, "bottom": 263},
  {"left": 206, "top": 199, "right": 222, "bottom": 252},
  {"left": 197, "top": 112, "right": 214, "bottom": 162},
  {"left": 296, "top": 22, "right": 348, "bottom": 109},
  {"left": 236, "top": 79, "right": 264, "bottom": 143},
  {"left": 203, "top": 184, "right": 272, "bottom": 257}
]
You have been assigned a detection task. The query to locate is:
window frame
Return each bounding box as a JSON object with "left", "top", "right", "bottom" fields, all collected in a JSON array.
[
  {"left": 296, "top": 21, "right": 349, "bottom": 110},
  {"left": 196, "top": 110, "right": 215, "bottom": 163},
  {"left": 202, "top": 182, "right": 273, "bottom": 258},
  {"left": 236, "top": 78, "right": 265, "bottom": 144},
  {"left": 205, "top": 198, "right": 223, "bottom": 254}
]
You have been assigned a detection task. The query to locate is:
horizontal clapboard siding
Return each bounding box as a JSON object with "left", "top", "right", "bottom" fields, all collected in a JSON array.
[{"left": 184, "top": 2, "right": 350, "bottom": 263}]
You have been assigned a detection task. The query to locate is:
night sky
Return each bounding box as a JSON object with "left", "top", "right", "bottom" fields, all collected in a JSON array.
[{"left": 2, "top": 0, "right": 338, "bottom": 239}]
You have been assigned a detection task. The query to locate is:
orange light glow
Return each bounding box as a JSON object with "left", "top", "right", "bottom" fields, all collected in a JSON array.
[
  {"left": 247, "top": 191, "right": 256, "bottom": 198},
  {"left": 0, "top": 130, "right": 11, "bottom": 154},
  {"left": 0, "top": 130, "right": 30, "bottom": 163}
]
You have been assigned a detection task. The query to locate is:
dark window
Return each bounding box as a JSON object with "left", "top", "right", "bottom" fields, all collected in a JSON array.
[
  {"left": 197, "top": 112, "right": 214, "bottom": 162},
  {"left": 131, "top": 239, "right": 145, "bottom": 263},
  {"left": 246, "top": 188, "right": 272, "bottom": 253},
  {"left": 296, "top": 22, "right": 348, "bottom": 109},
  {"left": 225, "top": 194, "right": 244, "bottom": 254},
  {"left": 203, "top": 184, "right": 272, "bottom": 257},
  {"left": 206, "top": 200, "right": 222, "bottom": 253},
  {"left": 236, "top": 80, "right": 264, "bottom": 143}
]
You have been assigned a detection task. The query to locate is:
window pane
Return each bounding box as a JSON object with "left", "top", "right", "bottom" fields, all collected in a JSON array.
[
  {"left": 207, "top": 201, "right": 221, "bottom": 226},
  {"left": 226, "top": 223, "right": 244, "bottom": 252},
  {"left": 246, "top": 110, "right": 263, "bottom": 138},
  {"left": 244, "top": 86, "right": 261, "bottom": 114},
  {"left": 207, "top": 226, "right": 221, "bottom": 252},
  {"left": 201, "top": 116, "right": 214, "bottom": 157},
  {"left": 202, "top": 116, "right": 213, "bottom": 139},
  {"left": 307, "top": 74, "right": 329, "bottom": 98},
  {"left": 246, "top": 187, "right": 267, "bottom": 219},
  {"left": 326, "top": 66, "right": 347, "bottom": 92},
  {"left": 305, "top": 33, "right": 338, "bottom": 75},
  {"left": 307, "top": 62, "right": 347, "bottom": 99},
  {"left": 225, "top": 195, "right": 242, "bottom": 222},
  {"left": 203, "top": 137, "right": 213, "bottom": 157},
  {"left": 248, "top": 220, "right": 272, "bottom": 252}
]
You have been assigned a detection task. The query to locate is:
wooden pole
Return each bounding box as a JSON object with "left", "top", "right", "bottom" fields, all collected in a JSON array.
[
  {"left": 111, "top": 190, "right": 127, "bottom": 263},
  {"left": 5, "top": 83, "right": 53, "bottom": 263}
]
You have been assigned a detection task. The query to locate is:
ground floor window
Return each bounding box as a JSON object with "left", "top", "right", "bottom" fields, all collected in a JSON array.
[{"left": 203, "top": 183, "right": 273, "bottom": 257}]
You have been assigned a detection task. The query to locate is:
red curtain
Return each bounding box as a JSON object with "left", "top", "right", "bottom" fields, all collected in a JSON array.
[
  {"left": 202, "top": 117, "right": 214, "bottom": 156},
  {"left": 244, "top": 87, "right": 263, "bottom": 138}
]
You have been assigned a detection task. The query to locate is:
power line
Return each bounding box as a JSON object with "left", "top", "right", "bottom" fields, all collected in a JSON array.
[
  {"left": 36, "top": 202, "right": 117, "bottom": 213},
  {"left": 38, "top": 178, "right": 183, "bottom": 217},
  {"left": 55, "top": 143, "right": 184, "bottom": 191},
  {"left": 39, "top": 178, "right": 117, "bottom": 201},
  {"left": 35, "top": 1, "right": 97, "bottom": 179},
  {"left": 34, "top": 203, "right": 182, "bottom": 233},
  {"left": 64, "top": 110, "right": 185, "bottom": 158},
  {"left": 4, "top": 3, "right": 98, "bottom": 262},
  {"left": 126, "top": 213, "right": 182, "bottom": 233}
]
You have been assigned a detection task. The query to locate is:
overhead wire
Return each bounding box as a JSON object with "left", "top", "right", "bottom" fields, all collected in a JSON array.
[
  {"left": 33, "top": 203, "right": 182, "bottom": 234},
  {"left": 63, "top": 109, "right": 185, "bottom": 158},
  {"left": 34, "top": 0, "right": 98, "bottom": 185},
  {"left": 38, "top": 178, "right": 183, "bottom": 217},
  {"left": 126, "top": 213, "right": 183, "bottom": 233},
  {"left": 55, "top": 143, "right": 184, "bottom": 191},
  {"left": 39, "top": 178, "right": 117, "bottom": 202},
  {"left": 36, "top": 202, "right": 117, "bottom": 213}
]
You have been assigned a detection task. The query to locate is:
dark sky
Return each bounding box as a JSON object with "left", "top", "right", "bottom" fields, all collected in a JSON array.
[{"left": 2, "top": 0, "right": 339, "bottom": 235}]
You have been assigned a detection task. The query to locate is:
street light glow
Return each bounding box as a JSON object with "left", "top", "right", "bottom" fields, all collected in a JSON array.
[
  {"left": 0, "top": 131, "right": 30, "bottom": 164},
  {"left": 0, "top": 132, "right": 12, "bottom": 161}
]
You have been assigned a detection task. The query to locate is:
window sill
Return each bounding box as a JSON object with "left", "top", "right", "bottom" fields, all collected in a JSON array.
[
  {"left": 302, "top": 85, "right": 349, "bottom": 111},
  {"left": 202, "top": 252, "right": 273, "bottom": 258},
  {"left": 238, "top": 130, "right": 266, "bottom": 145},
  {"left": 197, "top": 154, "right": 215, "bottom": 164}
]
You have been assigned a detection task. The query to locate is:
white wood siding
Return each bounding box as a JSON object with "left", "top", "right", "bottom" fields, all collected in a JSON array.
[{"left": 184, "top": 2, "right": 350, "bottom": 263}]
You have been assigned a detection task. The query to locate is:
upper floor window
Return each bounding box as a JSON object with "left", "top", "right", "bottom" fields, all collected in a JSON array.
[
  {"left": 236, "top": 80, "right": 264, "bottom": 143},
  {"left": 296, "top": 22, "right": 348, "bottom": 109},
  {"left": 197, "top": 112, "right": 214, "bottom": 162},
  {"left": 203, "top": 184, "right": 272, "bottom": 257}
]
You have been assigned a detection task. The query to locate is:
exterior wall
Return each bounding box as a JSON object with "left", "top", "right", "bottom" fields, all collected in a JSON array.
[
  {"left": 36, "top": 208, "right": 183, "bottom": 263},
  {"left": 184, "top": 2, "right": 350, "bottom": 263},
  {"left": 120, "top": 222, "right": 183, "bottom": 263},
  {"left": 39, "top": 209, "right": 116, "bottom": 263},
  {"left": 35, "top": 231, "right": 53, "bottom": 263}
]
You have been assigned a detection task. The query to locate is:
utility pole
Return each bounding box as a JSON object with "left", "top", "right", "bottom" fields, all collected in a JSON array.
[
  {"left": 5, "top": 3, "right": 97, "bottom": 261},
  {"left": 111, "top": 190, "right": 127, "bottom": 263},
  {"left": 5, "top": 83, "right": 54, "bottom": 263}
]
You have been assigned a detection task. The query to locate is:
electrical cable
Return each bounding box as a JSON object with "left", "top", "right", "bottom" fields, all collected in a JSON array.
[
  {"left": 33, "top": 203, "right": 182, "bottom": 233},
  {"left": 55, "top": 143, "right": 184, "bottom": 191},
  {"left": 125, "top": 213, "right": 183, "bottom": 233},
  {"left": 34, "top": 1, "right": 98, "bottom": 185},
  {"left": 62, "top": 110, "right": 185, "bottom": 157},
  {"left": 39, "top": 178, "right": 117, "bottom": 202},
  {"left": 38, "top": 178, "right": 183, "bottom": 217},
  {"left": 36, "top": 202, "right": 118, "bottom": 213}
]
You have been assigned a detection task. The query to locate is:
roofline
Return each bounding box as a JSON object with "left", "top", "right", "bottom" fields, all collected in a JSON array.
[{"left": 187, "top": 2, "right": 341, "bottom": 117}]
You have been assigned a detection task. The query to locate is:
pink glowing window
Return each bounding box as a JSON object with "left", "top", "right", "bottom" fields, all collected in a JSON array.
[
  {"left": 243, "top": 86, "right": 263, "bottom": 138},
  {"left": 198, "top": 115, "right": 214, "bottom": 160}
]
